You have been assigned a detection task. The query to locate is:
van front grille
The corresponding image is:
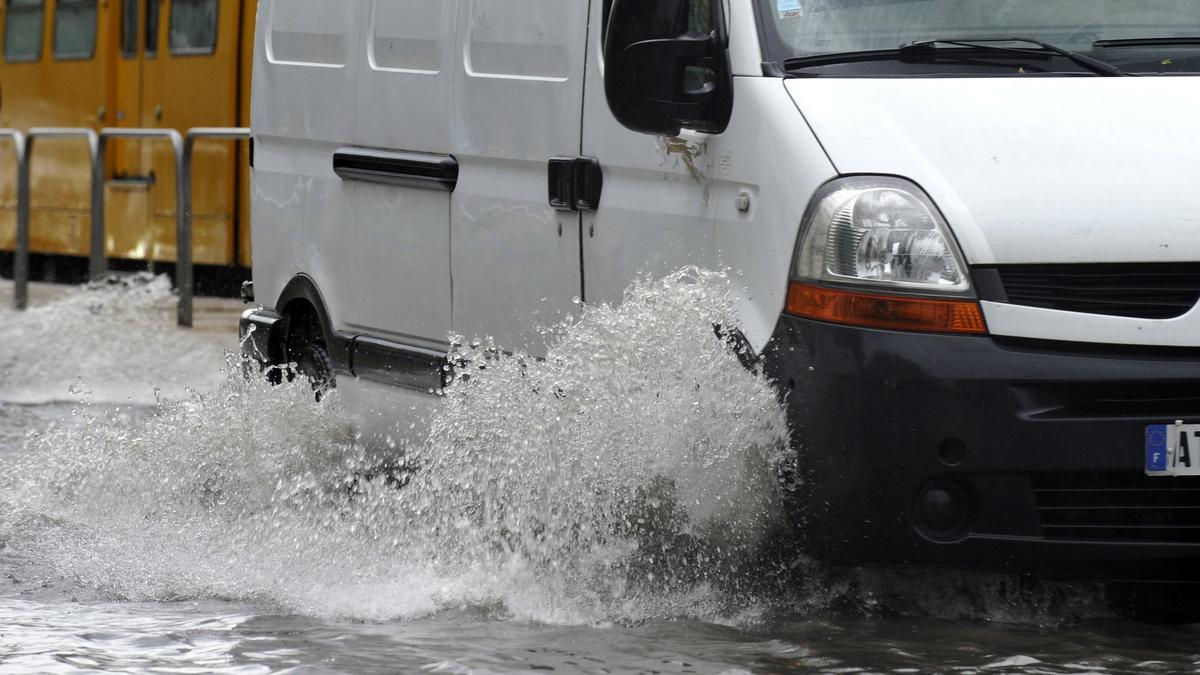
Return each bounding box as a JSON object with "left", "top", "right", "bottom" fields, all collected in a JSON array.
[
  {"left": 994, "top": 263, "right": 1200, "bottom": 319},
  {"left": 1033, "top": 472, "right": 1200, "bottom": 543},
  {"left": 1019, "top": 381, "right": 1200, "bottom": 420}
]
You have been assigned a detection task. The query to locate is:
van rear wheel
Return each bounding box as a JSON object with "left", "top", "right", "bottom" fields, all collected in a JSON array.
[{"left": 285, "top": 313, "right": 335, "bottom": 399}]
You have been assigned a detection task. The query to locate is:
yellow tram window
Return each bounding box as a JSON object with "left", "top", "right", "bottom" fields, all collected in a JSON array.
[
  {"left": 3, "top": 0, "right": 44, "bottom": 62},
  {"left": 169, "top": 0, "right": 216, "bottom": 55},
  {"left": 52, "top": 0, "right": 96, "bottom": 60},
  {"left": 145, "top": 0, "right": 159, "bottom": 56},
  {"left": 119, "top": 0, "right": 136, "bottom": 56}
]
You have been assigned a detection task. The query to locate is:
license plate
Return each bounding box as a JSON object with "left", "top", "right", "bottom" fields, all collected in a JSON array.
[{"left": 1145, "top": 422, "right": 1200, "bottom": 476}]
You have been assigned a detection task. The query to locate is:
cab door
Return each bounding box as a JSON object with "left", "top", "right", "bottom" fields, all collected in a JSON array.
[
  {"left": 579, "top": 0, "right": 715, "bottom": 307},
  {"left": 448, "top": 0, "right": 590, "bottom": 353}
]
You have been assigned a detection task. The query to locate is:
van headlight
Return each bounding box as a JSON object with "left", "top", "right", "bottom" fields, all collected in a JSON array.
[
  {"left": 793, "top": 176, "right": 971, "bottom": 294},
  {"left": 786, "top": 176, "right": 986, "bottom": 335}
]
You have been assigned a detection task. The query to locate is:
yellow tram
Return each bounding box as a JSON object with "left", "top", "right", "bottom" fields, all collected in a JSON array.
[{"left": 0, "top": 0, "right": 255, "bottom": 289}]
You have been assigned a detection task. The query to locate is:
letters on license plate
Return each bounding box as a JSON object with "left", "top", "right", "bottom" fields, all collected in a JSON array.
[{"left": 1145, "top": 422, "right": 1200, "bottom": 476}]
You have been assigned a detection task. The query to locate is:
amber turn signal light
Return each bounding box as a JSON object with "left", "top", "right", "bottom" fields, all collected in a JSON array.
[{"left": 785, "top": 282, "right": 987, "bottom": 335}]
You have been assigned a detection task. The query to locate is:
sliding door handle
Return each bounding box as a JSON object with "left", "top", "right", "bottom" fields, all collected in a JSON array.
[{"left": 333, "top": 147, "right": 459, "bottom": 192}]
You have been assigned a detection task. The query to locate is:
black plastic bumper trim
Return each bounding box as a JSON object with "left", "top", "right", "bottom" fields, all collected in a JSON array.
[
  {"left": 762, "top": 312, "right": 1200, "bottom": 581},
  {"left": 348, "top": 335, "right": 449, "bottom": 391}
]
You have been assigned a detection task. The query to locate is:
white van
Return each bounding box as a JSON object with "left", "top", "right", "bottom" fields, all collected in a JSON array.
[{"left": 242, "top": 0, "right": 1200, "bottom": 581}]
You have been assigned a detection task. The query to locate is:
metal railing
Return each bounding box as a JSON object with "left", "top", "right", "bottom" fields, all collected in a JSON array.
[
  {"left": 5, "top": 128, "right": 103, "bottom": 310},
  {"left": 180, "top": 127, "right": 251, "bottom": 327},
  {"left": 3, "top": 125, "right": 250, "bottom": 327},
  {"left": 0, "top": 129, "right": 28, "bottom": 309}
]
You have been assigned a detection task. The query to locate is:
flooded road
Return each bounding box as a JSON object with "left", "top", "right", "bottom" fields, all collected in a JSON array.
[
  {"left": 0, "top": 275, "right": 1197, "bottom": 674},
  {"left": 0, "top": 594, "right": 1196, "bottom": 674}
]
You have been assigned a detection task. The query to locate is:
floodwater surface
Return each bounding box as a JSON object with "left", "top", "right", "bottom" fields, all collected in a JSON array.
[{"left": 0, "top": 274, "right": 1196, "bottom": 674}]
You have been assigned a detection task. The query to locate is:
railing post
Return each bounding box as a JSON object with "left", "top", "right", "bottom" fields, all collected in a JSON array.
[
  {"left": 169, "top": 131, "right": 186, "bottom": 327},
  {"left": 177, "top": 133, "right": 193, "bottom": 329},
  {"left": 181, "top": 127, "right": 251, "bottom": 328},
  {"left": 90, "top": 134, "right": 106, "bottom": 280},
  {"left": 14, "top": 133, "right": 29, "bottom": 308},
  {"left": 0, "top": 129, "right": 28, "bottom": 310}
]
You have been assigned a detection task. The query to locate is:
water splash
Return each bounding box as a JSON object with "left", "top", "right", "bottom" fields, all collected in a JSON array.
[
  {"left": 4, "top": 268, "right": 793, "bottom": 624},
  {"left": 0, "top": 274, "right": 228, "bottom": 404},
  {"left": 0, "top": 268, "right": 1115, "bottom": 628}
]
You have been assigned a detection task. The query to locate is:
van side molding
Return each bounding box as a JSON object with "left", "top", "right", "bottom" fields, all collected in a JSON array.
[
  {"left": 349, "top": 335, "right": 450, "bottom": 391},
  {"left": 333, "top": 147, "right": 459, "bottom": 192}
]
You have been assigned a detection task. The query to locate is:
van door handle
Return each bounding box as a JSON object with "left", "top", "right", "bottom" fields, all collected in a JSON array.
[
  {"left": 333, "top": 147, "right": 458, "bottom": 192},
  {"left": 548, "top": 156, "right": 602, "bottom": 211}
]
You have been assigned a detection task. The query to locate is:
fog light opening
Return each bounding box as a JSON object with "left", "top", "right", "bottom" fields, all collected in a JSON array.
[
  {"left": 937, "top": 437, "right": 966, "bottom": 467},
  {"left": 914, "top": 482, "right": 971, "bottom": 541}
]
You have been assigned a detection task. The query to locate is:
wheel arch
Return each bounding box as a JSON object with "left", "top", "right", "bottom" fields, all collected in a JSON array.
[{"left": 274, "top": 274, "right": 351, "bottom": 372}]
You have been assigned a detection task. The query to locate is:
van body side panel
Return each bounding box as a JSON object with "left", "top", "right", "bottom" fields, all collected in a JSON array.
[
  {"left": 341, "top": 0, "right": 457, "bottom": 347},
  {"left": 250, "top": 0, "right": 362, "bottom": 326},
  {"left": 706, "top": 78, "right": 838, "bottom": 351},
  {"left": 448, "top": 0, "right": 588, "bottom": 352},
  {"left": 360, "top": 0, "right": 456, "bottom": 151}
]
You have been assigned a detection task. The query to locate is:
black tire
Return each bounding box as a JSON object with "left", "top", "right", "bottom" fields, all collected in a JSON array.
[{"left": 285, "top": 311, "right": 336, "bottom": 399}]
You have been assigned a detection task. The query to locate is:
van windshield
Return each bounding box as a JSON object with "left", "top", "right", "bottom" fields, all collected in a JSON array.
[{"left": 757, "top": 0, "right": 1200, "bottom": 76}]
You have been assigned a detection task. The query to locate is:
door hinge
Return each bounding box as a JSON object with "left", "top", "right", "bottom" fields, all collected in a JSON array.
[{"left": 548, "top": 156, "right": 603, "bottom": 211}]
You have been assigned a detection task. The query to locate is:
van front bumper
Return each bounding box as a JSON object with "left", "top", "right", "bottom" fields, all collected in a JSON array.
[{"left": 762, "top": 314, "right": 1200, "bottom": 582}]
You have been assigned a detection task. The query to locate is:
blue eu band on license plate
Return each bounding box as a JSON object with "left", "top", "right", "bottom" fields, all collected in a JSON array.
[{"left": 1145, "top": 422, "right": 1200, "bottom": 476}]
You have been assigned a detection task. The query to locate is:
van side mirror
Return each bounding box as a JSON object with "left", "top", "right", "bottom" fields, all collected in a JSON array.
[{"left": 603, "top": 0, "right": 734, "bottom": 137}]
